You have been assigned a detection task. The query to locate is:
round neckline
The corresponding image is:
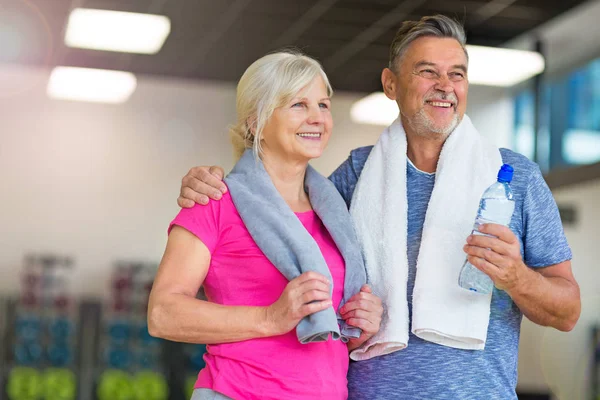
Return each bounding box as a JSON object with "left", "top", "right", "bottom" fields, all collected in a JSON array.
[
  {"left": 407, "top": 158, "right": 436, "bottom": 177},
  {"left": 294, "top": 209, "right": 315, "bottom": 216}
]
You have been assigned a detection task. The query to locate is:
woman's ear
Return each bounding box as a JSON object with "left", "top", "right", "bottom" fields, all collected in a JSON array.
[{"left": 246, "top": 116, "right": 257, "bottom": 137}]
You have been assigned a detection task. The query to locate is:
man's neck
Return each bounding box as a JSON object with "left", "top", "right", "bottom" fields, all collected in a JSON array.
[
  {"left": 405, "top": 132, "right": 445, "bottom": 173},
  {"left": 261, "top": 152, "right": 311, "bottom": 212}
]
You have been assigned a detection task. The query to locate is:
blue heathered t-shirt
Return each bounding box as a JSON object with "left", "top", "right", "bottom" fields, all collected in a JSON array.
[{"left": 328, "top": 146, "right": 572, "bottom": 400}]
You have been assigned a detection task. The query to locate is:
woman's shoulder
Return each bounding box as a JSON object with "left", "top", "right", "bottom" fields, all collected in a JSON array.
[{"left": 172, "top": 189, "right": 238, "bottom": 229}]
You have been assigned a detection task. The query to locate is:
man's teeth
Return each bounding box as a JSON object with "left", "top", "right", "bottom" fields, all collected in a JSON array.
[
  {"left": 297, "top": 133, "right": 321, "bottom": 137},
  {"left": 428, "top": 101, "right": 452, "bottom": 108}
]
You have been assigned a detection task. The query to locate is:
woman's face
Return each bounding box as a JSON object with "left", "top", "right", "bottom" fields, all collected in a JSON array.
[{"left": 260, "top": 76, "right": 333, "bottom": 163}]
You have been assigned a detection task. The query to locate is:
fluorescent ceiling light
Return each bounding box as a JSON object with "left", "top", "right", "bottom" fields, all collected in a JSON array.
[
  {"left": 65, "top": 8, "right": 171, "bottom": 54},
  {"left": 47, "top": 67, "right": 137, "bottom": 103},
  {"left": 350, "top": 92, "right": 398, "bottom": 126},
  {"left": 465, "top": 45, "right": 545, "bottom": 87}
]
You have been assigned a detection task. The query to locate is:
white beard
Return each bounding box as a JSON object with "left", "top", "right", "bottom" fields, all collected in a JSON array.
[{"left": 407, "top": 107, "right": 459, "bottom": 140}]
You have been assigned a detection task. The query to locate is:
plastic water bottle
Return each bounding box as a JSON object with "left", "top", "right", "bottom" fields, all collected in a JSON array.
[{"left": 458, "top": 164, "right": 515, "bottom": 294}]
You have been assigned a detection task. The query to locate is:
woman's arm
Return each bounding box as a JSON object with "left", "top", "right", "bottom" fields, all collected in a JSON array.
[
  {"left": 147, "top": 226, "right": 332, "bottom": 344},
  {"left": 147, "top": 226, "right": 271, "bottom": 343}
]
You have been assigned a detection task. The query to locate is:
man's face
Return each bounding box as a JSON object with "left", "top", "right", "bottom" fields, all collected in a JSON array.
[{"left": 393, "top": 36, "right": 468, "bottom": 139}]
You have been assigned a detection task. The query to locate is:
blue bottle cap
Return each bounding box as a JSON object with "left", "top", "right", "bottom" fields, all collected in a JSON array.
[{"left": 497, "top": 164, "right": 514, "bottom": 183}]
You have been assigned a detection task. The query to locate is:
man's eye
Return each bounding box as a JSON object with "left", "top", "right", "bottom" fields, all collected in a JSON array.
[{"left": 419, "top": 69, "right": 437, "bottom": 78}]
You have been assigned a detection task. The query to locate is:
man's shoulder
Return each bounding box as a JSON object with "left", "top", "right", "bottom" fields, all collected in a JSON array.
[
  {"left": 350, "top": 145, "right": 375, "bottom": 156},
  {"left": 499, "top": 148, "right": 538, "bottom": 172},
  {"left": 349, "top": 145, "right": 374, "bottom": 171},
  {"left": 498, "top": 148, "right": 546, "bottom": 192},
  {"left": 328, "top": 145, "right": 375, "bottom": 206}
]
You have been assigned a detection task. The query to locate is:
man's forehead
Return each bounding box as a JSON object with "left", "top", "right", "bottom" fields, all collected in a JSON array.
[{"left": 404, "top": 37, "right": 467, "bottom": 60}]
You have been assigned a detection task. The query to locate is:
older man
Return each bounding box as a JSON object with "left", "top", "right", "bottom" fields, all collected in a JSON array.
[{"left": 175, "top": 15, "right": 580, "bottom": 399}]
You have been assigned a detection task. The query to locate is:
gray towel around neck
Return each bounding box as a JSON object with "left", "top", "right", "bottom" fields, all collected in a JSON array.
[{"left": 224, "top": 149, "right": 368, "bottom": 344}]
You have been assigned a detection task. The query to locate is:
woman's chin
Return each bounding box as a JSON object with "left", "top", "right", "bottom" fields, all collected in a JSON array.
[
  {"left": 266, "top": 147, "right": 326, "bottom": 163},
  {"left": 301, "top": 149, "right": 325, "bottom": 161}
]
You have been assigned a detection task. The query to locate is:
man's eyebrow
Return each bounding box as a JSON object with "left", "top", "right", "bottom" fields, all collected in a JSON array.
[
  {"left": 414, "top": 61, "right": 467, "bottom": 73},
  {"left": 414, "top": 61, "right": 437, "bottom": 69}
]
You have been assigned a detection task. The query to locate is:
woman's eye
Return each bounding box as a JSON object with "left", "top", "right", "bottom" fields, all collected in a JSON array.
[{"left": 319, "top": 103, "right": 329, "bottom": 109}]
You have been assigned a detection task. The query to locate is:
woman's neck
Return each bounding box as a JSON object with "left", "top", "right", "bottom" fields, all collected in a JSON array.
[{"left": 262, "top": 153, "right": 312, "bottom": 213}]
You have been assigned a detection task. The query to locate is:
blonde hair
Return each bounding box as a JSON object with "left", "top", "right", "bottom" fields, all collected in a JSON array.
[{"left": 230, "top": 50, "right": 333, "bottom": 160}]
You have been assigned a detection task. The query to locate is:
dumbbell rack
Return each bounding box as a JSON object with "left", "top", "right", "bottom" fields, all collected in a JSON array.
[
  {"left": 91, "top": 262, "right": 208, "bottom": 400},
  {"left": 1, "top": 255, "right": 82, "bottom": 400},
  {"left": 94, "top": 262, "right": 171, "bottom": 400},
  {"left": 592, "top": 326, "right": 600, "bottom": 400},
  {"left": 0, "top": 258, "right": 208, "bottom": 400},
  {"left": 0, "top": 298, "right": 10, "bottom": 400},
  {"left": 1, "top": 299, "right": 188, "bottom": 400},
  {"left": 1, "top": 297, "right": 83, "bottom": 400}
]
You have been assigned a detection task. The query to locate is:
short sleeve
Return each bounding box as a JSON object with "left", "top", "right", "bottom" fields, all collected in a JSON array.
[
  {"left": 168, "top": 202, "right": 222, "bottom": 254},
  {"left": 522, "top": 165, "right": 572, "bottom": 268}
]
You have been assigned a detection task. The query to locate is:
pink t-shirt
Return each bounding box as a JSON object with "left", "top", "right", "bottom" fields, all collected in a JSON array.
[{"left": 169, "top": 191, "right": 349, "bottom": 400}]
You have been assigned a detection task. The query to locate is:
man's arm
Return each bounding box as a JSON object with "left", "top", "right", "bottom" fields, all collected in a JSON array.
[
  {"left": 464, "top": 224, "right": 580, "bottom": 332},
  {"left": 176, "top": 151, "right": 359, "bottom": 208},
  {"left": 508, "top": 260, "right": 580, "bottom": 331}
]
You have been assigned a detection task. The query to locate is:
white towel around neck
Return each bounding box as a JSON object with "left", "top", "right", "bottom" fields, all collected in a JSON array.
[{"left": 349, "top": 115, "right": 502, "bottom": 361}]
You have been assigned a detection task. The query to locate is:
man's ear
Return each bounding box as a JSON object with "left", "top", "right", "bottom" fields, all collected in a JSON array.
[{"left": 381, "top": 68, "right": 398, "bottom": 101}]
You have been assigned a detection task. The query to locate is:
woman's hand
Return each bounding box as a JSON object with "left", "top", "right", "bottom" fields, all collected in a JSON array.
[
  {"left": 340, "top": 285, "right": 383, "bottom": 351},
  {"left": 265, "top": 271, "right": 332, "bottom": 336}
]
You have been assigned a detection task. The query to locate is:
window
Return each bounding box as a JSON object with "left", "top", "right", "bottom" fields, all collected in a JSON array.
[
  {"left": 562, "top": 59, "right": 600, "bottom": 165},
  {"left": 513, "top": 58, "right": 600, "bottom": 171}
]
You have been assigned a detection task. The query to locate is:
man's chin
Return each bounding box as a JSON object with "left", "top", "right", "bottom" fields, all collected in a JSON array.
[
  {"left": 431, "top": 117, "right": 459, "bottom": 135},
  {"left": 407, "top": 111, "right": 459, "bottom": 138}
]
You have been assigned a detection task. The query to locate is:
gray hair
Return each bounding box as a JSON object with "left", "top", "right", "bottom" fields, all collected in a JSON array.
[
  {"left": 389, "top": 15, "right": 468, "bottom": 72},
  {"left": 229, "top": 50, "right": 332, "bottom": 161}
]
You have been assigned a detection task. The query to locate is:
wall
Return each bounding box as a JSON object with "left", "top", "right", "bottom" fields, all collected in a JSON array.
[
  {"left": 465, "top": 85, "right": 514, "bottom": 149},
  {"left": 517, "top": 179, "right": 600, "bottom": 400}
]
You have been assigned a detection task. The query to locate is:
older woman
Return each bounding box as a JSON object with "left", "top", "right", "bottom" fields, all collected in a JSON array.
[{"left": 147, "top": 51, "right": 382, "bottom": 400}]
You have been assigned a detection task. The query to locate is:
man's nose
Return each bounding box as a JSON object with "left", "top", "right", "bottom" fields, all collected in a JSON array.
[{"left": 434, "top": 74, "right": 454, "bottom": 93}]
